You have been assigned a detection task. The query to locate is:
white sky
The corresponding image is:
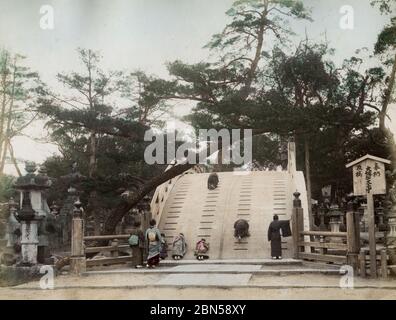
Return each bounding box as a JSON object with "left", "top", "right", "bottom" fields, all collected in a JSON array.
[{"left": 0, "top": 0, "right": 394, "bottom": 175}]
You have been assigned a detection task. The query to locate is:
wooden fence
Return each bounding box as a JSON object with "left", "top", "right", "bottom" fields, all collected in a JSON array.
[
  {"left": 291, "top": 193, "right": 360, "bottom": 271},
  {"left": 69, "top": 202, "right": 133, "bottom": 275},
  {"left": 69, "top": 193, "right": 393, "bottom": 277},
  {"left": 84, "top": 235, "right": 132, "bottom": 268},
  {"left": 291, "top": 193, "right": 395, "bottom": 278}
]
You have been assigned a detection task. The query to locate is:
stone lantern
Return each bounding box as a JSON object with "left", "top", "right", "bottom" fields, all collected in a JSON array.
[
  {"left": 14, "top": 162, "right": 52, "bottom": 264},
  {"left": 376, "top": 202, "right": 387, "bottom": 232},
  {"left": 318, "top": 205, "right": 327, "bottom": 231},
  {"left": 328, "top": 204, "right": 342, "bottom": 242},
  {"left": 13, "top": 191, "right": 41, "bottom": 265}
]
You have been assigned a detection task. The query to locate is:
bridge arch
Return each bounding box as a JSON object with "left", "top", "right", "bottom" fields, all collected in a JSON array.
[{"left": 150, "top": 142, "right": 309, "bottom": 259}]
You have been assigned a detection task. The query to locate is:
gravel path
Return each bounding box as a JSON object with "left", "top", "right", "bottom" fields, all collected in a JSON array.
[{"left": 1, "top": 271, "right": 396, "bottom": 300}]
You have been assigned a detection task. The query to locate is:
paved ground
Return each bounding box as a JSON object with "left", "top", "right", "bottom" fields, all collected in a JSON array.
[{"left": 1, "top": 262, "right": 396, "bottom": 299}]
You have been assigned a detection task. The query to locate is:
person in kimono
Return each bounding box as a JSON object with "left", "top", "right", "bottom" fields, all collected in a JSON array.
[
  {"left": 207, "top": 173, "right": 219, "bottom": 190},
  {"left": 145, "top": 219, "right": 163, "bottom": 268},
  {"left": 195, "top": 238, "right": 209, "bottom": 260},
  {"left": 160, "top": 233, "right": 168, "bottom": 260},
  {"left": 172, "top": 233, "right": 187, "bottom": 260},
  {"left": 129, "top": 221, "right": 145, "bottom": 268},
  {"left": 267, "top": 214, "right": 282, "bottom": 259},
  {"left": 234, "top": 219, "right": 250, "bottom": 241}
]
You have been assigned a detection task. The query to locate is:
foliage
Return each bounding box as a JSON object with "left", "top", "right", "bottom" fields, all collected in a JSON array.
[
  {"left": 0, "top": 49, "right": 42, "bottom": 176},
  {"left": 0, "top": 174, "right": 15, "bottom": 202}
]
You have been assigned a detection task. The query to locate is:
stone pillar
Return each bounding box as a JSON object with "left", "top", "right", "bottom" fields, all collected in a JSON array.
[
  {"left": 346, "top": 202, "right": 359, "bottom": 272},
  {"left": 70, "top": 199, "right": 86, "bottom": 275},
  {"left": 292, "top": 191, "right": 304, "bottom": 258}
]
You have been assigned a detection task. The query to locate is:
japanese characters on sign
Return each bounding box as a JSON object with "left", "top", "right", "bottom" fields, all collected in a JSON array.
[{"left": 352, "top": 159, "right": 385, "bottom": 196}]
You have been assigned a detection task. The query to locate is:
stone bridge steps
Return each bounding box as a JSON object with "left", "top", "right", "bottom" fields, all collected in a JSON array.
[{"left": 158, "top": 171, "right": 294, "bottom": 260}]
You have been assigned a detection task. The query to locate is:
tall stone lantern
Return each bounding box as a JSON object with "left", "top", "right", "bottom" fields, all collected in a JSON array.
[
  {"left": 13, "top": 191, "right": 40, "bottom": 265},
  {"left": 13, "top": 162, "right": 51, "bottom": 265}
]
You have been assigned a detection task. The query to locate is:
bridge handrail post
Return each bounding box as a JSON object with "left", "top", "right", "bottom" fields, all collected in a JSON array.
[
  {"left": 292, "top": 191, "right": 304, "bottom": 259},
  {"left": 346, "top": 201, "right": 359, "bottom": 272},
  {"left": 70, "top": 199, "right": 86, "bottom": 275}
]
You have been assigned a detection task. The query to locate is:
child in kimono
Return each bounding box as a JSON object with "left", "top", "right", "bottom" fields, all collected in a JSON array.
[
  {"left": 172, "top": 233, "right": 187, "bottom": 260},
  {"left": 195, "top": 238, "right": 209, "bottom": 260},
  {"left": 160, "top": 233, "right": 168, "bottom": 260}
]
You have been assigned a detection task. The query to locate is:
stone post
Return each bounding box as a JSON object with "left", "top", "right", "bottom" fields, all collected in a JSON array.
[
  {"left": 70, "top": 199, "right": 86, "bottom": 275},
  {"left": 292, "top": 191, "right": 304, "bottom": 259},
  {"left": 346, "top": 201, "right": 359, "bottom": 272},
  {"left": 359, "top": 251, "right": 367, "bottom": 277},
  {"left": 111, "top": 239, "right": 119, "bottom": 257},
  {"left": 380, "top": 249, "right": 388, "bottom": 279}
]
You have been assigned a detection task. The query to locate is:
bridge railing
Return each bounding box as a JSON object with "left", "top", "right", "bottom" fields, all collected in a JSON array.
[
  {"left": 83, "top": 235, "right": 132, "bottom": 268},
  {"left": 69, "top": 201, "right": 134, "bottom": 274},
  {"left": 150, "top": 163, "right": 204, "bottom": 221},
  {"left": 291, "top": 192, "right": 360, "bottom": 271}
]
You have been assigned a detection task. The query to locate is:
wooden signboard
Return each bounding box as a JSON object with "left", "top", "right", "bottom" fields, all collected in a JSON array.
[
  {"left": 346, "top": 154, "right": 390, "bottom": 278},
  {"left": 351, "top": 159, "right": 386, "bottom": 196}
]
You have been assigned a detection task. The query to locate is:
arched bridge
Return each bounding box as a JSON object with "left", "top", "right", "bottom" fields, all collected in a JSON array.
[{"left": 150, "top": 143, "right": 309, "bottom": 259}]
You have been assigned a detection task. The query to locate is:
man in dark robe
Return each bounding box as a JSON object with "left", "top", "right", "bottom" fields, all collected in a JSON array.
[
  {"left": 234, "top": 219, "right": 250, "bottom": 240},
  {"left": 207, "top": 173, "right": 219, "bottom": 190},
  {"left": 267, "top": 214, "right": 282, "bottom": 259}
]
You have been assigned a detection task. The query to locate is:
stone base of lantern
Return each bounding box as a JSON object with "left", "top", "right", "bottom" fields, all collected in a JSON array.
[
  {"left": 20, "top": 221, "right": 39, "bottom": 266},
  {"left": 0, "top": 264, "right": 43, "bottom": 286},
  {"left": 329, "top": 221, "right": 343, "bottom": 243}
]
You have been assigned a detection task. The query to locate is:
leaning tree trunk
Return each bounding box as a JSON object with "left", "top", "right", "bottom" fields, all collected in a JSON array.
[{"left": 8, "top": 141, "right": 21, "bottom": 177}]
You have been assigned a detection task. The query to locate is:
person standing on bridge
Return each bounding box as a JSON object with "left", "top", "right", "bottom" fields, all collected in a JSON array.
[
  {"left": 128, "top": 220, "right": 145, "bottom": 268},
  {"left": 267, "top": 215, "right": 283, "bottom": 259},
  {"left": 145, "top": 219, "right": 163, "bottom": 268}
]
